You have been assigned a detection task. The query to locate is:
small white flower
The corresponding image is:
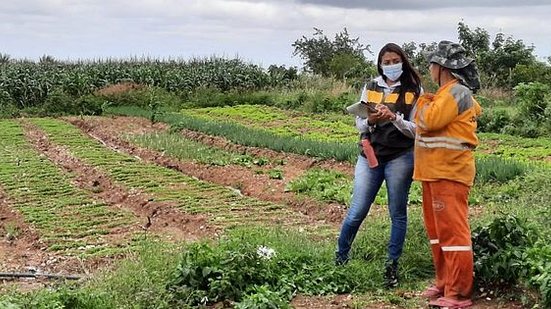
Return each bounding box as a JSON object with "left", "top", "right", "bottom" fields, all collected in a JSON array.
[
  {"left": 256, "top": 245, "right": 276, "bottom": 260},
  {"left": 200, "top": 296, "right": 208, "bottom": 305}
]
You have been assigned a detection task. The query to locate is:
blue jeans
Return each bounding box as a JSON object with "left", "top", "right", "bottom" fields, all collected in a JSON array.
[{"left": 336, "top": 151, "right": 414, "bottom": 262}]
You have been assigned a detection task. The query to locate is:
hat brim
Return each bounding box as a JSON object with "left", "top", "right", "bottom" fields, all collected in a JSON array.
[
  {"left": 345, "top": 101, "right": 369, "bottom": 118},
  {"left": 424, "top": 51, "right": 474, "bottom": 69}
]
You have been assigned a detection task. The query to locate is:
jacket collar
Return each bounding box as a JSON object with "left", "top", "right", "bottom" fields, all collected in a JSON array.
[{"left": 374, "top": 76, "right": 401, "bottom": 90}]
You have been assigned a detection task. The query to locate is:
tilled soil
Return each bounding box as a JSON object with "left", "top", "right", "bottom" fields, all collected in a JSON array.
[
  {"left": 0, "top": 115, "right": 525, "bottom": 308},
  {"left": 66, "top": 116, "right": 350, "bottom": 226},
  {"left": 22, "top": 120, "right": 214, "bottom": 243},
  {"left": 0, "top": 189, "right": 109, "bottom": 291}
]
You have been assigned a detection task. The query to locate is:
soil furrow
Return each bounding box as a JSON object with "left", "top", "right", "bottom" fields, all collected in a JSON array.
[
  {"left": 66, "top": 116, "right": 348, "bottom": 225},
  {"left": 21, "top": 120, "right": 213, "bottom": 243}
]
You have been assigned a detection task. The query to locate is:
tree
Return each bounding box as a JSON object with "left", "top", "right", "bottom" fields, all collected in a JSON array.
[
  {"left": 401, "top": 41, "right": 437, "bottom": 74},
  {"left": 457, "top": 22, "right": 537, "bottom": 88},
  {"left": 480, "top": 36, "right": 536, "bottom": 87},
  {"left": 457, "top": 21, "right": 490, "bottom": 58},
  {"left": 292, "top": 28, "right": 372, "bottom": 79}
]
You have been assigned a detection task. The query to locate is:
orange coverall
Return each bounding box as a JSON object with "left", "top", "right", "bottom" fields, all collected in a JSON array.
[{"left": 414, "top": 79, "right": 481, "bottom": 300}]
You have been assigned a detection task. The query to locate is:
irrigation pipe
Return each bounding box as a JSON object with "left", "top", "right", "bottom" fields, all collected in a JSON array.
[{"left": 0, "top": 272, "right": 82, "bottom": 280}]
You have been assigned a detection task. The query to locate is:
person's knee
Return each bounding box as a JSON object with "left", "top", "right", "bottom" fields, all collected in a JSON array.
[
  {"left": 344, "top": 215, "right": 364, "bottom": 227},
  {"left": 389, "top": 204, "right": 407, "bottom": 222},
  {"left": 391, "top": 214, "right": 407, "bottom": 225}
]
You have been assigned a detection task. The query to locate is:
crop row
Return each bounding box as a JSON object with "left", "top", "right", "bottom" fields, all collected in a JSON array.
[
  {"left": 0, "top": 120, "right": 136, "bottom": 255},
  {"left": 29, "top": 118, "right": 319, "bottom": 231},
  {"left": 182, "top": 105, "right": 357, "bottom": 143},
  {"left": 181, "top": 105, "right": 551, "bottom": 164}
]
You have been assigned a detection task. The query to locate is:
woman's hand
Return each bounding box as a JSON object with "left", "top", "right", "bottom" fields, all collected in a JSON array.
[
  {"left": 375, "top": 104, "right": 396, "bottom": 121},
  {"left": 367, "top": 107, "right": 385, "bottom": 124}
]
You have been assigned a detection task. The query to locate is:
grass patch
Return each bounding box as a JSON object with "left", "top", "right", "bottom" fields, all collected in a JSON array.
[
  {"left": 128, "top": 132, "right": 272, "bottom": 167},
  {"left": 0, "top": 120, "right": 136, "bottom": 255},
  {"left": 475, "top": 155, "right": 529, "bottom": 184},
  {"left": 29, "top": 118, "right": 322, "bottom": 232},
  {"left": 285, "top": 168, "right": 423, "bottom": 207},
  {"left": 108, "top": 106, "right": 358, "bottom": 163}
]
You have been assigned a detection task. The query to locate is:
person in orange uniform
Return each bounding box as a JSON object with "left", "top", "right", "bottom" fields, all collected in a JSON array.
[{"left": 414, "top": 40, "right": 481, "bottom": 309}]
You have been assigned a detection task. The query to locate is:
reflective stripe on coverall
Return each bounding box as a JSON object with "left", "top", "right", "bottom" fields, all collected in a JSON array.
[{"left": 414, "top": 79, "right": 481, "bottom": 300}]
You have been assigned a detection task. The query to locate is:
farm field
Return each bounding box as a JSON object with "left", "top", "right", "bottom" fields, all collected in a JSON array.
[{"left": 1, "top": 104, "right": 549, "bottom": 308}]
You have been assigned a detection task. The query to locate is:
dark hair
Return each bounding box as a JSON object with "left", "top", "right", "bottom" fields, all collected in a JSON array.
[{"left": 377, "top": 43, "right": 422, "bottom": 97}]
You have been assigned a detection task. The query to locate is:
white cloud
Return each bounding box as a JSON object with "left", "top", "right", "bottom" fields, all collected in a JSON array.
[{"left": 0, "top": 0, "right": 550, "bottom": 65}]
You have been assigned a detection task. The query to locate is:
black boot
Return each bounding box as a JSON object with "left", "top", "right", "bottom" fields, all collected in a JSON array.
[
  {"left": 335, "top": 252, "right": 349, "bottom": 266},
  {"left": 384, "top": 259, "right": 399, "bottom": 288}
]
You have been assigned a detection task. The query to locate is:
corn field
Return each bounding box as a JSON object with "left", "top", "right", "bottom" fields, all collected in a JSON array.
[{"left": 0, "top": 57, "right": 292, "bottom": 109}]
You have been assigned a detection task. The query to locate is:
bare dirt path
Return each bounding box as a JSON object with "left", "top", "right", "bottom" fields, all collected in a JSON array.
[
  {"left": 290, "top": 294, "right": 526, "bottom": 309},
  {"left": 66, "top": 116, "right": 350, "bottom": 226}
]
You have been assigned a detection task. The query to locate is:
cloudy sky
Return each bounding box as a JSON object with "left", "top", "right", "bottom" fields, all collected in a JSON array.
[{"left": 2, "top": 0, "right": 550, "bottom": 67}]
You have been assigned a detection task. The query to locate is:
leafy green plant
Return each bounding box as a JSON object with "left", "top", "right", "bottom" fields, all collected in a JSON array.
[
  {"left": 472, "top": 215, "right": 537, "bottom": 286},
  {"left": 235, "top": 285, "right": 291, "bottom": 309},
  {"left": 167, "top": 237, "right": 356, "bottom": 308},
  {"left": 475, "top": 156, "right": 528, "bottom": 184},
  {"left": 477, "top": 108, "right": 512, "bottom": 133},
  {"left": 286, "top": 168, "right": 352, "bottom": 205},
  {"left": 515, "top": 82, "right": 551, "bottom": 122},
  {"left": 168, "top": 241, "right": 280, "bottom": 306},
  {"left": 525, "top": 243, "right": 551, "bottom": 307},
  {"left": 268, "top": 168, "right": 283, "bottom": 180}
]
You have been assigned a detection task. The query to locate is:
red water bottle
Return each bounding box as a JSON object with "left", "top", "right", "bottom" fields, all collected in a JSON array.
[{"left": 361, "top": 139, "right": 379, "bottom": 168}]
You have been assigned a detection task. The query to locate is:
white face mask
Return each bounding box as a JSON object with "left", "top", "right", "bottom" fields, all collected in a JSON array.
[{"left": 381, "top": 63, "right": 403, "bottom": 81}]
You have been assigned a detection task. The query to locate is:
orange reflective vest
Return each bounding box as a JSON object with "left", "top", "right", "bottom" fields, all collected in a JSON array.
[{"left": 413, "top": 80, "right": 482, "bottom": 187}]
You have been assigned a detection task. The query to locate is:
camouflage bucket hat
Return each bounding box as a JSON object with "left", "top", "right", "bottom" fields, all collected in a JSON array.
[{"left": 425, "top": 40, "right": 474, "bottom": 69}]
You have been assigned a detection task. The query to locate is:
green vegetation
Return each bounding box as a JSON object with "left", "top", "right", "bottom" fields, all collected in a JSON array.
[
  {"left": 475, "top": 156, "right": 528, "bottom": 184},
  {"left": 129, "top": 132, "right": 272, "bottom": 167},
  {"left": 1, "top": 20, "right": 551, "bottom": 308},
  {"left": 292, "top": 27, "right": 375, "bottom": 80},
  {"left": 472, "top": 215, "right": 551, "bottom": 307},
  {"left": 0, "top": 240, "right": 181, "bottom": 308},
  {"left": 0, "top": 114, "right": 548, "bottom": 307},
  {"left": 478, "top": 132, "right": 551, "bottom": 162},
  {"left": 286, "top": 168, "right": 353, "bottom": 205},
  {"left": 284, "top": 168, "right": 424, "bottom": 207},
  {"left": 1, "top": 222, "right": 20, "bottom": 241},
  {"left": 0, "top": 223, "right": 434, "bottom": 308},
  {"left": 0, "top": 57, "right": 284, "bottom": 110},
  {"left": 29, "top": 118, "right": 316, "bottom": 231},
  {"left": 182, "top": 105, "right": 357, "bottom": 143},
  {"left": 0, "top": 120, "right": 136, "bottom": 255},
  {"left": 113, "top": 104, "right": 551, "bottom": 167},
  {"left": 109, "top": 106, "right": 358, "bottom": 162}
]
